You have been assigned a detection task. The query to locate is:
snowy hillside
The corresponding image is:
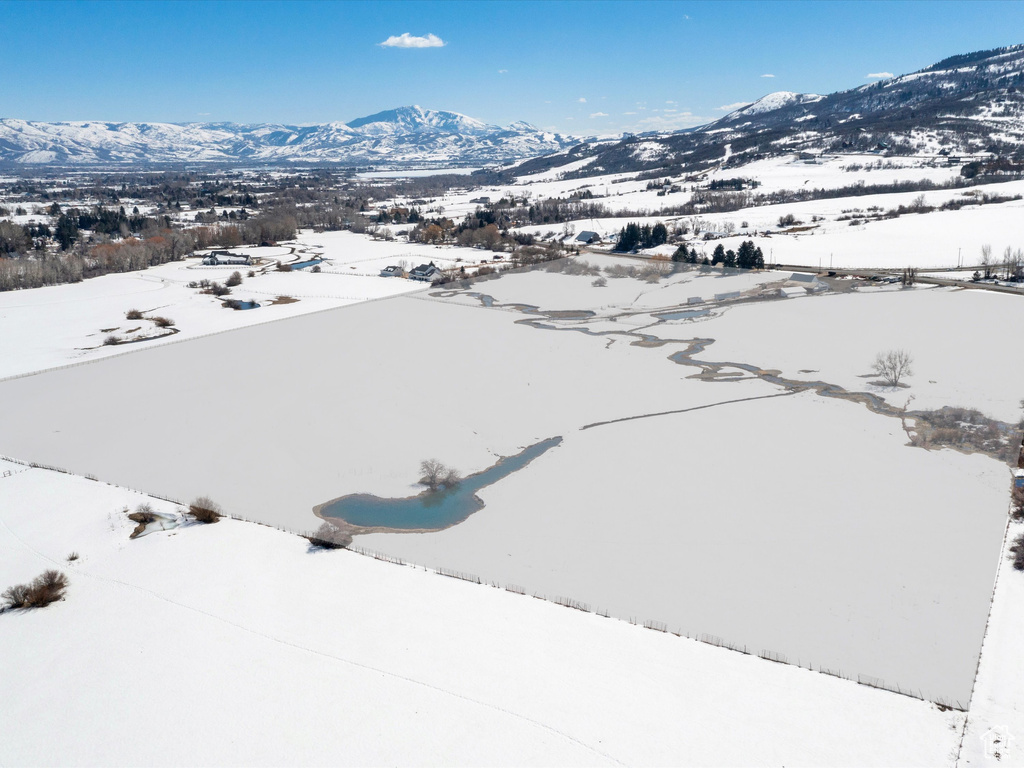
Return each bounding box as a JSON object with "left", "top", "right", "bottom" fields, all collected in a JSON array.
[
  {"left": 513, "top": 43, "right": 1024, "bottom": 179},
  {"left": 0, "top": 106, "right": 576, "bottom": 166}
]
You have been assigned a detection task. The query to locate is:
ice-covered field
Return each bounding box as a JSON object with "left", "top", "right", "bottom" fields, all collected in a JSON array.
[
  {"left": 361, "top": 390, "right": 1006, "bottom": 706},
  {"left": 0, "top": 262, "right": 1015, "bottom": 709}
]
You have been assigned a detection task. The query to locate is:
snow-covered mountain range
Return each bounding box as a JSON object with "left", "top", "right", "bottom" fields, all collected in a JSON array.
[{"left": 0, "top": 105, "right": 576, "bottom": 166}]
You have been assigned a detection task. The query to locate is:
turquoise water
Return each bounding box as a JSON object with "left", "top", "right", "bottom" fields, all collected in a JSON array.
[
  {"left": 657, "top": 309, "right": 710, "bottom": 320},
  {"left": 319, "top": 437, "right": 562, "bottom": 530}
]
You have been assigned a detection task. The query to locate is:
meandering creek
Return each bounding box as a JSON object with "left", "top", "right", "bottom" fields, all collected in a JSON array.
[{"left": 316, "top": 282, "right": 1017, "bottom": 535}]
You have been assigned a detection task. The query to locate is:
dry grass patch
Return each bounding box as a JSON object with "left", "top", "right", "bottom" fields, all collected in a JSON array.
[
  {"left": 2, "top": 570, "right": 69, "bottom": 610},
  {"left": 189, "top": 496, "right": 222, "bottom": 524}
]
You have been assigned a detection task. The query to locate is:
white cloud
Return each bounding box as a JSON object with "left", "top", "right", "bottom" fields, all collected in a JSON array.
[
  {"left": 761, "top": 73, "right": 775, "bottom": 78},
  {"left": 867, "top": 71, "right": 894, "bottom": 79},
  {"left": 577, "top": 97, "right": 587, "bottom": 103},
  {"left": 666, "top": 100, "right": 677, "bottom": 105},
  {"left": 717, "top": 101, "right": 750, "bottom": 111},
  {"left": 623, "top": 111, "right": 637, "bottom": 115},
  {"left": 589, "top": 112, "right": 609, "bottom": 118},
  {"left": 632, "top": 111, "right": 706, "bottom": 131},
  {"left": 197, "top": 112, "right": 211, "bottom": 116},
  {"left": 378, "top": 33, "right": 446, "bottom": 48},
  {"left": 498, "top": 69, "right": 508, "bottom": 74}
]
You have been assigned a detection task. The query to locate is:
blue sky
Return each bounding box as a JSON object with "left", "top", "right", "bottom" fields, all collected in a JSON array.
[{"left": 3, "top": 0, "right": 1023, "bottom": 135}]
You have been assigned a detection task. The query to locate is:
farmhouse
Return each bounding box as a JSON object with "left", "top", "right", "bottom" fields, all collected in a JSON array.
[
  {"left": 410, "top": 263, "right": 443, "bottom": 282},
  {"left": 575, "top": 231, "right": 601, "bottom": 244},
  {"left": 379, "top": 265, "right": 403, "bottom": 277},
  {"left": 202, "top": 250, "right": 251, "bottom": 266}
]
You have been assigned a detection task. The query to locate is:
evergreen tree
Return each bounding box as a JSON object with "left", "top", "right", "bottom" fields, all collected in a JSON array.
[
  {"left": 614, "top": 222, "right": 642, "bottom": 252},
  {"left": 711, "top": 244, "right": 726, "bottom": 265},
  {"left": 737, "top": 240, "right": 756, "bottom": 269},
  {"left": 55, "top": 214, "right": 78, "bottom": 251}
]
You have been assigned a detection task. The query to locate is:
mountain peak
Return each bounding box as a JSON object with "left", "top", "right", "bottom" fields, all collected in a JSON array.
[
  {"left": 346, "top": 106, "right": 492, "bottom": 135},
  {"left": 723, "top": 92, "right": 823, "bottom": 120}
]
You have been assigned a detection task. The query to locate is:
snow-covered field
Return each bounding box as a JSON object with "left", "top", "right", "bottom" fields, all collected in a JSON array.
[
  {"left": 0, "top": 230, "right": 490, "bottom": 380},
  {"left": 0, "top": 465, "right": 963, "bottom": 766},
  {"left": 403, "top": 152, "right": 1024, "bottom": 273}
]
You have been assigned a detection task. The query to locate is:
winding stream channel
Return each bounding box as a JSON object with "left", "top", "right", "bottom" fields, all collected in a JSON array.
[{"left": 317, "top": 283, "right": 1017, "bottom": 535}]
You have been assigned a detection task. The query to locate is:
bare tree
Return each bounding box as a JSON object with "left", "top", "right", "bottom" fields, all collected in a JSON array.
[
  {"left": 442, "top": 467, "right": 462, "bottom": 488},
  {"left": 981, "top": 243, "right": 992, "bottom": 277},
  {"left": 419, "top": 459, "right": 445, "bottom": 491},
  {"left": 419, "top": 459, "right": 461, "bottom": 492},
  {"left": 871, "top": 350, "right": 914, "bottom": 387}
]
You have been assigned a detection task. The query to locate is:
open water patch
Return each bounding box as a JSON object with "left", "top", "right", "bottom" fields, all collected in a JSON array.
[{"left": 317, "top": 436, "right": 562, "bottom": 532}]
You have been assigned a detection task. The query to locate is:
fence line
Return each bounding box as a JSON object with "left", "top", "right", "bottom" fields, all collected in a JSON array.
[{"left": 1, "top": 453, "right": 969, "bottom": 712}]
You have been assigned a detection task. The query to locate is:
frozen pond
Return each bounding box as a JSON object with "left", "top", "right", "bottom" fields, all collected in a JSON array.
[{"left": 319, "top": 437, "right": 561, "bottom": 530}]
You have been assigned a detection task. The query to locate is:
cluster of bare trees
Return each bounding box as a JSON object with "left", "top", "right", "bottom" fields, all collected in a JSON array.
[
  {"left": 419, "top": 460, "right": 462, "bottom": 492},
  {"left": 979, "top": 243, "right": 1024, "bottom": 281}
]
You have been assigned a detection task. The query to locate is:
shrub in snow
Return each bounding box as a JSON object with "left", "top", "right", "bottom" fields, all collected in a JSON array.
[
  {"left": 1010, "top": 533, "right": 1024, "bottom": 571},
  {"left": 225, "top": 271, "right": 243, "bottom": 287},
  {"left": 103, "top": 335, "right": 120, "bottom": 346},
  {"left": 151, "top": 316, "right": 174, "bottom": 328},
  {"left": 125, "top": 308, "right": 144, "bottom": 320},
  {"left": 305, "top": 522, "right": 352, "bottom": 550},
  {"left": 189, "top": 496, "right": 222, "bottom": 524},
  {"left": 1011, "top": 487, "right": 1024, "bottom": 522},
  {"left": 2, "top": 570, "right": 68, "bottom": 609}
]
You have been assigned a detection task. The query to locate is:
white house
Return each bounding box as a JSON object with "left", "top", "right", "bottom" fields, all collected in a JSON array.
[
  {"left": 409, "top": 263, "right": 443, "bottom": 282},
  {"left": 379, "top": 265, "right": 403, "bottom": 278}
]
